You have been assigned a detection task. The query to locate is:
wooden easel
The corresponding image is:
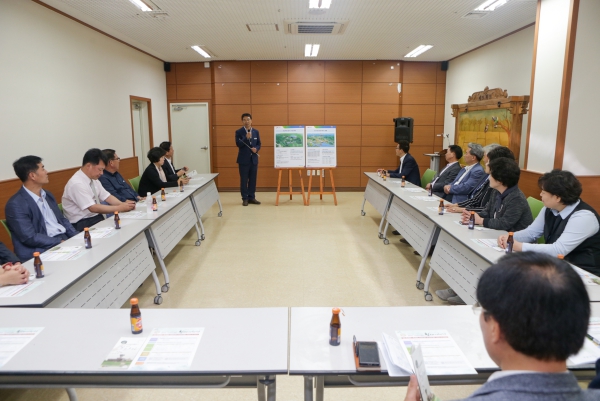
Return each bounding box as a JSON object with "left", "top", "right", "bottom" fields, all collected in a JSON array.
[
  {"left": 306, "top": 168, "right": 338, "bottom": 206},
  {"left": 275, "top": 168, "right": 307, "bottom": 206}
]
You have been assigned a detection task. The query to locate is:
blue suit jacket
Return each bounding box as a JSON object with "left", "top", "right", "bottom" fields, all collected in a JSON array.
[
  {"left": 236, "top": 127, "right": 261, "bottom": 166},
  {"left": 5, "top": 187, "right": 78, "bottom": 262},
  {"left": 388, "top": 153, "right": 421, "bottom": 186},
  {"left": 449, "top": 163, "right": 485, "bottom": 204}
]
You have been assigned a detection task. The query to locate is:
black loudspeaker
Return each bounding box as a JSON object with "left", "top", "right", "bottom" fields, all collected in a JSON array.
[
  {"left": 441, "top": 61, "right": 449, "bottom": 71},
  {"left": 393, "top": 117, "right": 414, "bottom": 143},
  {"left": 164, "top": 62, "right": 171, "bottom": 72}
]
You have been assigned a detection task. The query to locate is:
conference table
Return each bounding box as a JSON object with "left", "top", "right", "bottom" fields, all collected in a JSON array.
[
  {"left": 0, "top": 307, "right": 287, "bottom": 401},
  {"left": 0, "top": 174, "right": 222, "bottom": 308},
  {"left": 361, "top": 172, "right": 600, "bottom": 304},
  {"left": 289, "top": 305, "right": 600, "bottom": 401}
]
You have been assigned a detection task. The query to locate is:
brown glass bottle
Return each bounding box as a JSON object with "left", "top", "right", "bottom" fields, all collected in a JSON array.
[
  {"left": 84, "top": 227, "right": 92, "bottom": 249},
  {"left": 33, "top": 252, "right": 44, "bottom": 278},
  {"left": 161, "top": 188, "right": 166, "bottom": 202},
  {"left": 468, "top": 211, "right": 475, "bottom": 230},
  {"left": 114, "top": 211, "right": 121, "bottom": 229},
  {"left": 506, "top": 232, "right": 514, "bottom": 253},
  {"left": 438, "top": 199, "right": 444, "bottom": 215},
  {"left": 152, "top": 196, "right": 158, "bottom": 211},
  {"left": 401, "top": 176, "right": 406, "bottom": 187},
  {"left": 329, "top": 307, "right": 341, "bottom": 346},
  {"left": 130, "top": 298, "right": 143, "bottom": 334},
  {"left": 179, "top": 180, "right": 184, "bottom": 192}
]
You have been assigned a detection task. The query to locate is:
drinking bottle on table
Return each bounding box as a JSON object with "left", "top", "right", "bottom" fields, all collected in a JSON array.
[
  {"left": 114, "top": 211, "right": 120, "bottom": 230},
  {"left": 33, "top": 252, "right": 44, "bottom": 278},
  {"left": 401, "top": 176, "right": 406, "bottom": 187},
  {"left": 84, "top": 227, "right": 92, "bottom": 249},
  {"left": 179, "top": 180, "right": 184, "bottom": 192},
  {"left": 468, "top": 211, "right": 475, "bottom": 230},
  {"left": 130, "top": 298, "right": 143, "bottom": 334},
  {"left": 152, "top": 196, "right": 158, "bottom": 211},
  {"left": 146, "top": 192, "right": 152, "bottom": 213},
  {"left": 329, "top": 307, "right": 342, "bottom": 346},
  {"left": 438, "top": 199, "right": 444, "bottom": 215},
  {"left": 506, "top": 232, "right": 514, "bottom": 253},
  {"left": 161, "top": 188, "right": 166, "bottom": 202}
]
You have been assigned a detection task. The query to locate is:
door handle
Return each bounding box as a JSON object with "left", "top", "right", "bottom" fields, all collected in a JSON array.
[{"left": 201, "top": 146, "right": 208, "bottom": 150}]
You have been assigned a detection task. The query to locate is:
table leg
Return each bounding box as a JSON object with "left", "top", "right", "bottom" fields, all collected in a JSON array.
[
  {"left": 257, "top": 376, "right": 266, "bottom": 401},
  {"left": 360, "top": 197, "right": 367, "bottom": 216},
  {"left": 423, "top": 266, "right": 435, "bottom": 301},
  {"left": 217, "top": 199, "right": 223, "bottom": 217},
  {"left": 65, "top": 388, "right": 78, "bottom": 401},
  {"left": 267, "top": 376, "right": 276, "bottom": 401},
  {"left": 315, "top": 376, "right": 324, "bottom": 401},
  {"left": 377, "top": 194, "right": 393, "bottom": 239},
  {"left": 304, "top": 376, "right": 313, "bottom": 401},
  {"left": 382, "top": 220, "right": 390, "bottom": 245},
  {"left": 416, "top": 227, "right": 439, "bottom": 291},
  {"left": 193, "top": 223, "right": 202, "bottom": 246},
  {"left": 146, "top": 228, "right": 170, "bottom": 294},
  {"left": 189, "top": 197, "right": 206, "bottom": 240}
]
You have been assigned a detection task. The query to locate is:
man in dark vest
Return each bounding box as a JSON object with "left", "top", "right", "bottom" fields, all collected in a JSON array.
[{"left": 497, "top": 169, "right": 600, "bottom": 276}]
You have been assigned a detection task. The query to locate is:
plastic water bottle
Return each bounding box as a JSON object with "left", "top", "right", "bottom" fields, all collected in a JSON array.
[{"left": 146, "top": 192, "right": 152, "bottom": 213}]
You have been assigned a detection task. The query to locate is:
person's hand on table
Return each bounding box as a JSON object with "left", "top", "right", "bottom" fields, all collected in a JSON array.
[
  {"left": 182, "top": 177, "right": 190, "bottom": 184},
  {"left": 443, "top": 184, "right": 451, "bottom": 194},
  {"left": 0, "top": 264, "right": 29, "bottom": 285},
  {"left": 403, "top": 375, "right": 421, "bottom": 401},
  {"left": 376, "top": 168, "right": 385, "bottom": 174},
  {"left": 118, "top": 202, "right": 136, "bottom": 212},
  {"left": 446, "top": 204, "right": 463, "bottom": 213},
  {"left": 461, "top": 210, "right": 482, "bottom": 225},
  {"left": 497, "top": 235, "right": 523, "bottom": 251},
  {"left": 425, "top": 183, "right": 431, "bottom": 190}
]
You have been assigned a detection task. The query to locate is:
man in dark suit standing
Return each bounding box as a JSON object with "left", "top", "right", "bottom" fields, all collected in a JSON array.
[
  {"left": 236, "top": 113, "right": 261, "bottom": 206},
  {"left": 426, "top": 145, "right": 463, "bottom": 200},
  {"left": 5, "top": 156, "right": 78, "bottom": 262},
  {"left": 379, "top": 140, "right": 421, "bottom": 186}
]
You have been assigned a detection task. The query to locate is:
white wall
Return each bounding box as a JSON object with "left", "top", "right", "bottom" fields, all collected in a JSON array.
[
  {"left": 563, "top": 0, "right": 600, "bottom": 175},
  {"left": 0, "top": 1, "right": 168, "bottom": 181},
  {"left": 444, "top": 26, "right": 535, "bottom": 166}
]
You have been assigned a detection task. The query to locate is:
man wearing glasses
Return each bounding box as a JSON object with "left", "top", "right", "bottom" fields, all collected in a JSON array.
[
  {"left": 99, "top": 149, "right": 142, "bottom": 202},
  {"left": 236, "top": 113, "right": 261, "bottom": 206}
]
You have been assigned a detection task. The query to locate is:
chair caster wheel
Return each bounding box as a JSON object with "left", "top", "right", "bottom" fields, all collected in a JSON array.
[
  {"left": 361, "top": 211, "right": 366, "bottom": 216},
  {"left": 416, "top": 281, "right": 424, "bottom": 290},
  {"left": 383, "top": 239, "right": 389, "bottom": 245},
  {"left": 201, "top": 235, "right": 205, "bottom": 240},
  {"left": 218, "top": 212, "right": 222, "bottom": 217},
  {"left": 195, "top": 240, "right": 201, "bottom": 246},
  {"left": 161, "top": 284, "right": 169, "bottom": 292},
  {"left": 154, "top": 295, "right": 163, "bottom": 305},
  {"left": 424, "top": 293, "right": 433, "bottom": 301}
]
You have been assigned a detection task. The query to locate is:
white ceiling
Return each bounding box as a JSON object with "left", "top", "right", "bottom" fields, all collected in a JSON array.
[{"left": 39, "top": 0, "right": 537, "bottom": 62}]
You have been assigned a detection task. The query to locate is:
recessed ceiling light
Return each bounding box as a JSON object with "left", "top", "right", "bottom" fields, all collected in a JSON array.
[
  {"left": 192, "top": 46, "right": 211, "bottom": 58},
  {"left": 128, "top": 0, "right": 152, "bottom": 12},
  {"left": 309, "top": 0, "right": 332, "bottom": 9},
  {"left": 404, "top": 45, "right": 433, "bottom": 58},
  {"left": 305, "top": 44, "right": 320, "bottom": 57},
  {"left": 475, "top": 0, "right": 509, "bottom": 11}
]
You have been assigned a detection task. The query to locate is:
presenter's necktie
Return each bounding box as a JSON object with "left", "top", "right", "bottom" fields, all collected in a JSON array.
[{"left": 90, "top": 179, "right": 106, "bottom": 220}]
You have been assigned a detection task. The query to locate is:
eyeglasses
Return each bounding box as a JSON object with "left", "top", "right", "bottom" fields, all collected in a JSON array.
[{"left": 113, "top": 157, "right": 121, "bottom": 161}]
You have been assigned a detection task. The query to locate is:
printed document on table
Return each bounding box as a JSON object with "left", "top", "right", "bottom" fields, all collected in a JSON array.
[
  {"left": 396, "top": 330, "right": 477, "bottom": 376},
  {"left": 165, "top": 192, "right": 183, "bottom": 198},
  {"left": 410, "top": 196, "right": 439, "bottom": 202},
  {"left": 101, "top": 337, "right": 146, "bottom": 369},
  {"left": 42, "top": 246, "right": 84, "bottom": 261},
  {"left": 572, "top": 265, "right": 600, "bottom": 286},
  {"left": 0, "top": 281, "right": 43, "bottom": 298},
  {"left": 74, "top": 227, "right": 116, "bottom": 239},
  {"left": 381, "top": 333, "right": 412, "bottom": 376},
  {"left": 471, "top": 238, "right": 504, "bottom": 251},
  {"left": 130, "top": 328, "right": 204, "bottom": 370},
  {"left": 453, "top": 220, "right": 491, "bottom": 231},
  {"left": 0, "top": 327, "right": 44, "bottom": 367},
  {"left": 119, "top": 211, "right": 148, "bottom": 219},
  {"left": 568, "top": 337, "right": 600, "bottom": 366}
]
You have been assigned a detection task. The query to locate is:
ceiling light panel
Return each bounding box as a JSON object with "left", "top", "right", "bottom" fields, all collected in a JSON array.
[
  {"left": 192, "top": 45, "right": 211, "bottom": 58},
  {"left": 128, "top": 0, "right": 152, "bottom": 12},
  {"left": 305, "top": 44, "right": 320, "bottom": 57},
  {"left": 404, "top": 45, "right": 433, "bottom": 58},
  {"left": 475, "top": 0, "right": 510, "bottom": 11}
]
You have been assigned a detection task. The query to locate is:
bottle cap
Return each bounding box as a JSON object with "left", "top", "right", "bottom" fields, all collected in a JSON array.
[
  {"left": 161, "top": 188, "right": 165, "bottom": 190},
  {"left": 508, "top": 232, "right": 513, "bottom": 235},
  {"left": 115, "top": 211, "right": 119, "bottom": 215},
  {"left": 557, "top": 254, "right": 564, "bottom": 259},
  {"left": 84, "top": 227, "right": 89, "bottom": 231},
  {"left": 33, "top": 252, "right": 40, "bottom": 257},
  {"left": 153, "top": 196, "right": 156, "bottom": 199},
  {"left": 471, "top": 211, "right": 475, "bottom": 214},
  {"left": 130, "top": 298, "right": 139, "bottom": 305},
  {"left": 332, "top": 307, "right": 340, "bottom": 314}
]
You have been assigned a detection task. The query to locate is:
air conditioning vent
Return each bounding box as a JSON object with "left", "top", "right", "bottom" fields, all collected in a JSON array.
[
  {"left": 284, "top": 20, "right": 348, "bottom": 35},
  {"left": 462, "top": 11, "right": 489, "bottom": 19}
]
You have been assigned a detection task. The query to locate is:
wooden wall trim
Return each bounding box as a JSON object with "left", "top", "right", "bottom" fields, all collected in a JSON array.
[
  {"left": 524, "top": 0, "right": 542, "bottom": 170},
  {"left": 32, "top": 1, "right": 163, "bottom": 62},
  {"left": 553, "top": 0, "right": 580, "bottom": 169}
]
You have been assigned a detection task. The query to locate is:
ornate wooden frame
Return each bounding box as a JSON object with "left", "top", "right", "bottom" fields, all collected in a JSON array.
[{"left": 451, "top": 87, "right": 529, "bottom": 162}]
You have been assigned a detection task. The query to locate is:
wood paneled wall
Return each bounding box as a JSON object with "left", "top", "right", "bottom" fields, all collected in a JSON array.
[
  {"left": 0, "top": 157, "right": 139, "bottom": 252},
  {"left": 168, "top": 61, "right": 446, "bottom": 190}
]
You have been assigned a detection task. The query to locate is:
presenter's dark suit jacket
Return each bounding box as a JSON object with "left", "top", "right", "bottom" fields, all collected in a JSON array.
[
  {"left": 0, "top": 241, "right": 19, "bottom": 265},
  {"left": 162, "top": 159, "right": 180, "bottom": 182},
  {"left": 431, "top": 162, "right": 461, "bottom": 200},
  {"left": 138, "top": 164, "right": 179, "bottom": 196},
  {"left": 236, "top": 127, "right": 261, "bottom": 165},
  {"left": 388, "top": 153, "right": 421, "bottom": 186},
  {"left": 5, "top": 187, "right": 78, "bottom": 262}
]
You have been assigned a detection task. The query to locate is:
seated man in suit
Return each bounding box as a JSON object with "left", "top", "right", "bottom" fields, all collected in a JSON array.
[
  {"left": 138, "top": 147, "right": 188, "bottom": 196},
  {"left": 98, "top": 149, "right": 142, "bottom": 202},
  {"left": 425, "top": 144, "right": 463, "bottom": 200},
  {"left": 444, "top": 143, "right": 486, "bottom": 204},
  {"left": 0, "top": 241, "right": 30, "bottom": 286},
  {"left": 63, "top": 149, "right": 136, "bottom": 232},
  {"left": 497, "top": 169, "right": 600, "bottom": 276},
  {"left": 159, "top": 141, "right": 188, "bottom": 182},
  {"left": 379, "top": 140, "right": 420, "bottom": 186},
  {"left": 446, "top": 145, "right": 514, "bottom": 214},
  {"left": 405, "top": 252, "right": 599, "bottom": 401},
  {"left": 6, "top": 156, "right": 79, "bottom": 262}
]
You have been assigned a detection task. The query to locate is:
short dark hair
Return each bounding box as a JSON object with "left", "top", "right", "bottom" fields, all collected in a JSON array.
[
  {"left": 159, "top": 141, "right": 172, "bottom": 152},
  {"left": 487, "top": 146, "right": 515, "bottom": 161},
  {"left": 241, "top": 113, "right": 252, "bottom": 120},
  {"left": 82, "top": 148, "right": 107, "bottom": 166},
  {"left": 147, "top": 147, "right": 166, "bottom": 163},
  {"left": 13, "top": 155, "right": 42, "bottom": 182},
  {"left": 488, "top": 157, "right": 520, "bottom": 188},
  {"left": 397, "top": 140, "right": 410, "bottom": 153},
  {"left": 448, "top": 145, "right": 463, "bottom": 160},
  {"left": 538, "top": 169, "right": 582, "bottom": 205},
  {"left": 477, "top": 252, "right": 590, "bottom": 361},
  {"left": 102, "top": 149, "right": 116, "bottom": 162}
]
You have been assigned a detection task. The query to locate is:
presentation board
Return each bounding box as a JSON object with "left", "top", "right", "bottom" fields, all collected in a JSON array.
[
  {"left": 274, "top": 126, "right": 306, "bottom": 168},
  {"left": 306, "top": 126, "right": 337, "bottom": 168}
]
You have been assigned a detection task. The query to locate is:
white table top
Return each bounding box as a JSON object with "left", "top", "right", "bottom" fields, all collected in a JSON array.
[{"left": 0, "top": 307, "right": 288, "bottom": 376}]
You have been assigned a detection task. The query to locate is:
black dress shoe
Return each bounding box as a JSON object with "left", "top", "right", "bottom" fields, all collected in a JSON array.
[
  {"left": 243, "top": 199, "right": 249, "bottom": 206},
  {"left": 400, "top": 238, "right": 409, "bottom": 244},
  {"left": 392, "top": 230, "right": 400, "bottom": 235},
  {"left": 248, "top": 199, "right": 261, "bottom": 205}
]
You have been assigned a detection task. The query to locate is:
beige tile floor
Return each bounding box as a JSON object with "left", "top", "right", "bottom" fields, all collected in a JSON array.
[{"left": 1, "top": 191, "right": 481, "bottom": 401}]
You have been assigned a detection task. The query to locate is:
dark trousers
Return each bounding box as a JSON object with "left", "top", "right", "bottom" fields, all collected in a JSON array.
[
  {"left": 74, "top": 214, "right": 105, "bottom": 232},
  {"left": 238, "top": 163, "right": 258, "bottom": 200}
]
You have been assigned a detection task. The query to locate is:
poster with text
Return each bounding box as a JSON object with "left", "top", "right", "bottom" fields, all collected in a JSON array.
[
  {"left": 274, "top": 126, "right": 306, "bottom": 168},
  {"left": 306, "top": 126, "right": 336, "bottom": 168}
]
